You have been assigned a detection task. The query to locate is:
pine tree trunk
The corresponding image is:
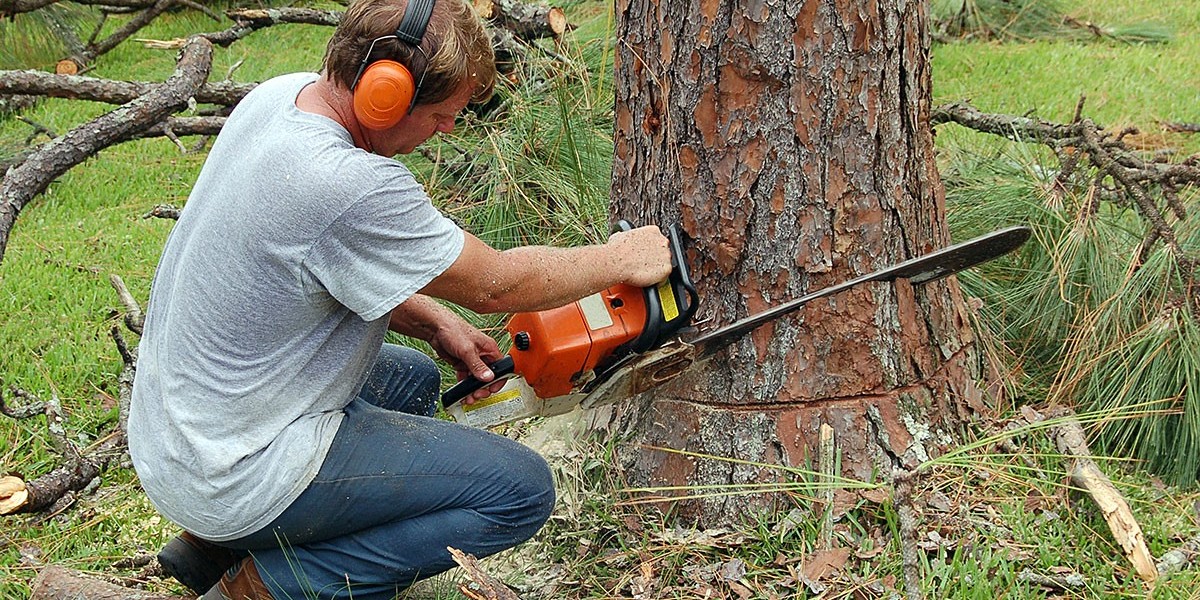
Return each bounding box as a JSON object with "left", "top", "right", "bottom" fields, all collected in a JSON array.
[{"left": 606, "top": 0, "right": 982, "bottom": 525}]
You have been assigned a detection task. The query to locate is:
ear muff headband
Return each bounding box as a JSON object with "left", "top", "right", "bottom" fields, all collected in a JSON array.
[{"left": 350, "top": 0, "right": 436, "bottom": 131}]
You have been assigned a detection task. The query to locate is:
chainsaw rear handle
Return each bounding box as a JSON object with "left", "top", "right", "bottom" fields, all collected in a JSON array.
[
  {"left": 605, "top": 220, "right": 698, "bottom": 355},
  {"left": 441, "top": 355, "right": 515, "bottom": 407}
]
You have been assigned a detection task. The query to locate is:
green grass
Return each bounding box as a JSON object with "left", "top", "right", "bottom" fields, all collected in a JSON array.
[
  {"left": 4, "top": 0, "right": 1200, "bottom": 598},
  {"left": 933, "top": 0, "right": 1200, "bottom": 155}
]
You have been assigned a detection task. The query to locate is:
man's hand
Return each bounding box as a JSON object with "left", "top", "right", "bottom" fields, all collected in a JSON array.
[
  {"left": 428, "top": 316, "right": 506, "bottom": 403},
  {"left": 605, "top": 225, "right": 673, "bottom": 287},
  {"left": 390, "top": 296, "right": 506, "bottom": 403}
]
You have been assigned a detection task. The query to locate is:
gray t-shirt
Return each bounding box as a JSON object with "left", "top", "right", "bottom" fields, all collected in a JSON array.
[{"left": 128, "top": 73, "right": 465, "bottom": 541}]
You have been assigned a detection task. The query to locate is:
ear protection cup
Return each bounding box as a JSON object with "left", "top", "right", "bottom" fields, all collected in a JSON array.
[{"left": 352, "top": 59, "right": 417, "bottom": 130}]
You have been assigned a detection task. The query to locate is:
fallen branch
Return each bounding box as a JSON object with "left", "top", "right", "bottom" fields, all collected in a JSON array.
[
  {"left": 0, "top": 397, "right": 127, "bottom": 516},
  {"left": 0, "top": 69, "right": 255, "bottom": 108},
  {"left": 1157, "top": 530, "right": 1200, "bottom": 576},
  {"left": 1162, "top": 121, "right": 1200, "bottom": 134},
  {"left": 0, "top": 270, "right": 144, "bottom": 516},
  {"left": 1017, "top": 568, "right": 1085, "bottom": 591},
  {"left": 225, "top": 7, "right": 343, "bottom": 28},
  {"left": 448, "top": 546, "right": 522, "bottom": 600},
  {"left": 30, "top": 565, "right": 183, "bottom": 600},
  {"left": 475, "top": 0, "right": 571, "bottom": 41},
  {"left": 0, "top": 116, "right": 226, "bottom": 175},
  {"left": 2, "top": 0, "right": 191, "bottom": 15},
  {"left": 77, "top": 0, "right": 182, "bottom": 68},
  {"left": 932, "top": 100, "right": 1198, "bottom": 286},
  {"left": 1052, "top": 411, "right": 1158, "bottom": 582},
  {"left": 0, "top": 35, "right": 214, "bottom": 266},
  {"left": 892, "top": 469, "right": 924, "bottom": 600}
]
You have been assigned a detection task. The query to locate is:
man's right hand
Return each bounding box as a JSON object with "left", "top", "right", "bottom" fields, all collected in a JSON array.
[{"left": 606, "top": 225, "right": 673, "bottom": 288}]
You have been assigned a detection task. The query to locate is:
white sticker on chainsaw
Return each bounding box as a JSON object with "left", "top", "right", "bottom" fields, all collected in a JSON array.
[
  {"left": 464, "top": 388, "right": 523, "bottom": 411},
  {"left": 578, "top": 293, "right": 614, "bottom": 331}
]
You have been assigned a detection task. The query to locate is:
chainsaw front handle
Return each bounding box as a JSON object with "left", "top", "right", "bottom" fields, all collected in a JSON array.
[{"left": 441, "top": 355, "right": 516, "bottom": 407}]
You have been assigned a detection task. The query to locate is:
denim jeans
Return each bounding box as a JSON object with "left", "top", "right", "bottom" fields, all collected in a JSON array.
[{"left": 222, "top": 344, "right": 556, "bottom": 600}]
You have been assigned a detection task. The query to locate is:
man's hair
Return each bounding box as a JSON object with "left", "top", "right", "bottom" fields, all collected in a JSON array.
[{"left": 324, "top": 0, "right": 496, "bottom": 106}]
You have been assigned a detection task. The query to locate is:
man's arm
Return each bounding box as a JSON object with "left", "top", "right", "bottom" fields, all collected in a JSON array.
[
  {"left": 419, "top": 225, "right": 673, "bottom": 314},
  {"left": 389, "top": 295, "right": 506, "bottom": 401}
]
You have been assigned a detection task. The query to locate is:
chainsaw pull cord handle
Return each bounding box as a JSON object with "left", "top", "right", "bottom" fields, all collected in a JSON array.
[{"left": 440, "top": 355, "right": 516, "bottom": 408}]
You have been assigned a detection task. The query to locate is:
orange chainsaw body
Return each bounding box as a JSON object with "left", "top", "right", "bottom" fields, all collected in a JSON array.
[{"left": 506, "top": 283, "right": 648, "bottom": 398}]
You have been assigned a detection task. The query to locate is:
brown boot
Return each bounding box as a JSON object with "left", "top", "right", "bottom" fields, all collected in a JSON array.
[
  {"left": 200, "top": 557, "right": 273, "bottom": 600},
  {"left": 158, "top": 531, "right": 244, "bottom": 595}
]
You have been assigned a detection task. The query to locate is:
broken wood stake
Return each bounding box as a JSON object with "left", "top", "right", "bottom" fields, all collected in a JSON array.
[
  {"left": 818, "top": 423, "right": 836, "bottom": 550},
  {"left": 448, "top": 546, "right": 522, "bottom": 600},
  {"left": 1054, "top": 414, "right": 1158, "bottom": 582}
]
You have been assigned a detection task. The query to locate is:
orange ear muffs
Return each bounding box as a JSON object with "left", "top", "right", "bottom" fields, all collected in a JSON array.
[{"left": 352, "top": 59, "right": 417, "bottom": 131}]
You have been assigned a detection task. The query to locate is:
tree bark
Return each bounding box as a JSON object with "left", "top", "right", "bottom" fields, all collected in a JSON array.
[{"left": 607, "top": 0, "right": 979, "bottom": 525}]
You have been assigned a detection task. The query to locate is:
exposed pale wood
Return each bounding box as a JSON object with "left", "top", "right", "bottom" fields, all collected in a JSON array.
[
  {"left": 1055, "top": 416, "right": 1158, "bottom": 582},
  {"left": 477, "top": 0, "right": 569, "bottom": 40},
  {"left": 55, "top": 60, "right": 81, "bottom": 75},
  {"left": 818, "top": 423, "right": 835, "bottom": 549},
  {"left": 448, "top": 547, "right": 522, "bottom": 600},
  {"left": 30, "top": 566, "right": 186, "bottom": 600},
  {"left": 0, "top": 475, "right": 29, "bottom": 513}
]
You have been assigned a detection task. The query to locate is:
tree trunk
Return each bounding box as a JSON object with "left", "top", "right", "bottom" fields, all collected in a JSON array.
[{"left": 606, "top": 0, "right": 981, "bottom": 525}]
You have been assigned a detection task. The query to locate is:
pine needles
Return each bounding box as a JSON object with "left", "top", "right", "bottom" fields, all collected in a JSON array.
[
  {"left": 0, "top": 5, "right": 95, "bottom": 71},
  {"left": 410, "top": 25, "right": 614, "bottom": 253},
  {"left": 943, "top": 142, "right": 1200, "bottom": 485}
]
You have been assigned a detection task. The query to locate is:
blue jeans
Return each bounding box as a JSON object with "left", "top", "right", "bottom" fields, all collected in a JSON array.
[{"left": 223, "top": 344, "right": 556, "bottom": 600}]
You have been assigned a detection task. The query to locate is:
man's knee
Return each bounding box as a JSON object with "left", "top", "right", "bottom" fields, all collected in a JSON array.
[
  {"left": 364, "top": 344, "right": 441, "bottom": 414},
  {"left": 502, "top": 445, "right": 557, "bottom": 534}
]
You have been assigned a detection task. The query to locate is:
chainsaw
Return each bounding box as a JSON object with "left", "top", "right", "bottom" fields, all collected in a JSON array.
[{"left": 442, "top": 223, "right": 1031, "bottom": 428}]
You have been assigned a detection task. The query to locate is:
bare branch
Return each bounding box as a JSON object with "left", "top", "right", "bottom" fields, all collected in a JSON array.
[
  {"left": 0, "top": 69, "right": 254, "bottom": 107},
  {"left": 932, "top": 100, "right": 1199, "bottom": 285},
  {"left": 0, "top": 36, "right": 215, "bottom": 266}
]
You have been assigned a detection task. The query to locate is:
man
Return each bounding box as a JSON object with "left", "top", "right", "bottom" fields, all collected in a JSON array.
[{"left": 126, "top": 1, "right": 672, "bottom": 599}]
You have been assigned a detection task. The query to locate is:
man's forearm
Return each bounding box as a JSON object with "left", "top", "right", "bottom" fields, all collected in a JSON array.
[{"left": 388, "top": 294, "right": 458, "bottom": 341}]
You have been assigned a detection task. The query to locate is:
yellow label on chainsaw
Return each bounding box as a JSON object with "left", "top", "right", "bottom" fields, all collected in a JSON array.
[
  {"left": 464, "top": 387, "right": 523, "bottom": 412},
  {"left": 657, "top": 280, "right": 679, "bottom": 322}
]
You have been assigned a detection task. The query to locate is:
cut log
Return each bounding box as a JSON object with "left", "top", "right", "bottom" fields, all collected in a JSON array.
[
  {"left": 475, "top": 0, "right": 569, "bottom": 41},
  {"left": 1054, "top": 415, "right": 1158, "bottom": 582},
  {"left": 30, "top": 565, "right": 188, "bottom": 600}
]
